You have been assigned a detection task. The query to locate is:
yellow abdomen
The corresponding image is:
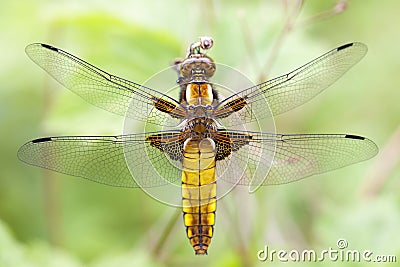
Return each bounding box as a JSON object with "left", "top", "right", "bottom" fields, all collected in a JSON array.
[{"left": 182, "top": 138, "right": 217, "bottom": 255}]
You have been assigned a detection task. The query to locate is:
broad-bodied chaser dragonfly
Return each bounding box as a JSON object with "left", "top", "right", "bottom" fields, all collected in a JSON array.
[{"left": 18, "top": 37, "right": 378, "bottom": 255}]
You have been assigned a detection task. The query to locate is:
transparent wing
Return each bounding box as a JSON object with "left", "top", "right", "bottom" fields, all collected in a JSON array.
[
  {"left": 18, "top": 131, "right": 378, "bottom": 188},
  {"left": 215, "top": 43, "right": 367, "bottom": 126},
  {"left": 216, "top": 131, "right": 378, "bottom": 186},
  {"left": 17, "top": 131, "right": 184, "bottom": 188},
  {"left": 26, "top": 43, "right": 186, "bottom": 126},
  {"left": 215, "top": 131, "right": 274, "bottom": 190}
]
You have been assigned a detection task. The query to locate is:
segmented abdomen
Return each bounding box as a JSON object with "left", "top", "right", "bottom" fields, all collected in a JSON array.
[{"left": 182, "top": 138, "right": 217, "bottom": 255}]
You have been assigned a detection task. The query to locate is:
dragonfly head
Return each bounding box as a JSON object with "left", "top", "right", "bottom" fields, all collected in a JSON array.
[
  {"left": 179, "top": 55, "right": 216, "bottom": 82},
  {"left": 175, "top": 37, "right": 216, "bottom": 82}
]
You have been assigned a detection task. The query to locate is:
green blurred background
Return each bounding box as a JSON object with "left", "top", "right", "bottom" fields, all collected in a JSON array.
[{"left": 0, "top": 0, "right": 399, "bottom": 266}]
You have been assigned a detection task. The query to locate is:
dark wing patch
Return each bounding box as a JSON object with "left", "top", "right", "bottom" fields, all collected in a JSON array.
[
  {"left": 146, "top": 132, "right": 185, "bottom": 161},
  {"left": 213, "top": 96, "right": 247, "bottom": 119},
  {"left": 215, "top": 131, "right": 252, "bottom": 160}
]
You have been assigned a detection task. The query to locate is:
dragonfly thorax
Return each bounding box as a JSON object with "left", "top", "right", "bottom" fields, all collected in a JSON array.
[
  {"left": 186, "top": 104, "right": 215, "bottom": 120},
  {"left": 185, "top": 83, "right": 214, "bottom": 105},
  {"left": 182, "top": 117, "right": 217, "bottom": 140}
]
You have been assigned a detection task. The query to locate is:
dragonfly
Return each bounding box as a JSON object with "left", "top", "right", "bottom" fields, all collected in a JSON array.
[{"left": 18, "top": 37, "right": 378, "bottom": 255}]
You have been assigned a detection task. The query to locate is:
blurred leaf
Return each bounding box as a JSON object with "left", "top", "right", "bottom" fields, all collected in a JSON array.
[
  {"left": 315, "top": 196, "right": 400, "bottom": 261},
  {"left": 0, "top": 220, "right": 82, "bottom": 267}
]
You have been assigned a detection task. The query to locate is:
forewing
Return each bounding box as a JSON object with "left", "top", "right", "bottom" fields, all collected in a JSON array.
[
  {"left": 26, "top": 43, "right": 185, "bottom": 126},
  {"left": 17, "top": 131, "right": 183, "bottom": 188},
  {"left": 215, "top": 43, "right": 367, "bottom": 126}
]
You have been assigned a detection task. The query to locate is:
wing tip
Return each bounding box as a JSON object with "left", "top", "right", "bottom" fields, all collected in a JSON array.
[
  {"left": 17, "top": 137, "right": 53, "bottom": 162},
  {"left": 344, "top": 134, "right": 365, "bottom": 140},
  {"left": 25, "top": 43, "right": 59, "bottom": 55},
  {"left": 32, "top": 137, "right": 53, "bottom": 143},
  {"left": 337, "top": 43, "right": 354, "bottom": 51},
  {"left": 345, "top": 134, "right": 379, "bottom": 158},
  {"left": 336, "top": 42, "right": 368, "bottom": 53},
  {"left": 40, "top": 43, "right": 58, "bottom": 51}
]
